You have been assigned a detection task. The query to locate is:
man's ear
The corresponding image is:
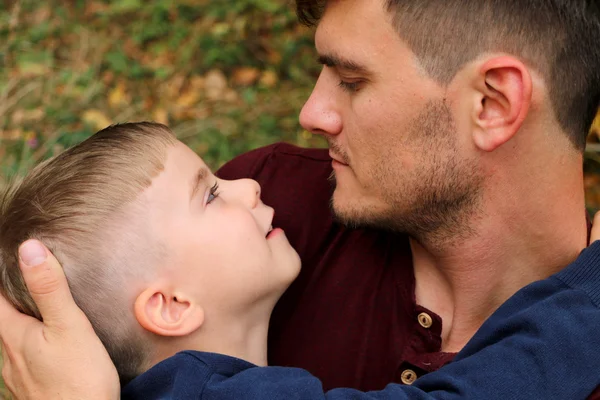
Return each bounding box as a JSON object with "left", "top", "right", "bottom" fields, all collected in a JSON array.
[
  {"left": 134, "top": 287, "right": 204, "bottom": 337},
  {"left": 471, "top": 56, "right": 532, "bottom": 152}
]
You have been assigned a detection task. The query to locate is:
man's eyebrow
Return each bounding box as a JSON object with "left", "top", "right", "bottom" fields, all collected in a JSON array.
[
  {"left": 190, "top": 167, "right": 210, "bottom": 201},
  {"left": 317, "top": 53, "right": 370, "bottom": 74}
]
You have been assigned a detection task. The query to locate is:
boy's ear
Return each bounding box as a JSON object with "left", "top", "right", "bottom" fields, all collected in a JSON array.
[
  {"left": 134, "top": 287, "right": 204, "bottom": 337},
  {"left": 471, "top": 56, "right": 532, "bottom": 152}
]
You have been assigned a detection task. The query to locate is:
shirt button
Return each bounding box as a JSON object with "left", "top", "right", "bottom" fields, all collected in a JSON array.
[
  {"left": 418, "top": 312, "right": 433, "bottom": 329},
  {"left": 401, "top": 369, "right": 418, "bottom": 385}
]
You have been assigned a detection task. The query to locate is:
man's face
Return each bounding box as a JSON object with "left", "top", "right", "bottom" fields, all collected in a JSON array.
[
  {"left": 142, "top": 141, "right": 301, "bottom": 315},
  {"left": 299, "top": 0, "right": 483, "bottom": 240}
]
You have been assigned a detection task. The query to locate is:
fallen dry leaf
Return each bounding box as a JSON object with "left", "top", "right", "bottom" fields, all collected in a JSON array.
[
  {"left": 205, "top": 69, "right": 228, "bottom": 100},
  {"left": 165, "top": 74, "right": 187, "bottom": 100},
  {"left": 176, "top": 90, "right": 200, "bottom": 108},
  {"left": 266, "top": 49, "right": 283, "bottom": 65},
  {"left": 82, "top": 109, "right": 111, "bottom": 130},
  {"left": 189, "top": 75, "right": 205, "bottom": 91},
  {"left": 18, "top": 63, "right": 50, "bottom": 78},
  {"left": 11, "top": 108, "right": 45, "bottom": 125},
  {"left": 0, "top": 129, "right": 23, "bottom": 140},
  {"left": 260, "top": 70, "right": 278, "bottom": 88},
  {"left": 153, "top": 108, "right": 169, "bottom": 125},
  {"left": 108, "top": 81, "right": 129, "bottom": 108},
  {"left": 205, "top": 69, "right": 228, "bottom": 89},
  {"left": 222, "top": 89, "right": 238, "bottom": 103},
  {"left": 232, "top": 67, "right": 260, "bottom": 86}
]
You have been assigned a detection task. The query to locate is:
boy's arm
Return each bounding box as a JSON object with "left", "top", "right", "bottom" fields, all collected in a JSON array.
[{"left": 198, "top": 242, "right": 600, "bottom": 400}]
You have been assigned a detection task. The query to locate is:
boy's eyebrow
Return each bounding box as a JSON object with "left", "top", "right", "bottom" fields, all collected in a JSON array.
[
  {"left": 317, "top": 53, "right": 370, "bottom": 75},
  {"left": 190, "top": 167, "right": 210, "bottom": 201}
]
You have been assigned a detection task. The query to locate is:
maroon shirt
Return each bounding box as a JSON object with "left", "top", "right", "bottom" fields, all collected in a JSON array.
[
  {"left": 217, "top": 143, "right": 454, "bottom": 391},
  {"left": 217, "top": 142, "right": 600, "bottom": 399}
]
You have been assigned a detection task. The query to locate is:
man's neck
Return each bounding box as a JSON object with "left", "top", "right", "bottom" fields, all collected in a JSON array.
[{"left": 412, "top": 163, "right": 587, "bottom": 352}]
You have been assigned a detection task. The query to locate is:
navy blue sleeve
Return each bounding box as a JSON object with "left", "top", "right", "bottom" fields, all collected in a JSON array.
[{"left": 199, "top": 242, "right": 600, "bottom": 400}]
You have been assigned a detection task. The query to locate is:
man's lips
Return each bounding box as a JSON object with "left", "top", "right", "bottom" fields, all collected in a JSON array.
[{"left": 329, "top": 152, "right": 349, "bottom": 166}]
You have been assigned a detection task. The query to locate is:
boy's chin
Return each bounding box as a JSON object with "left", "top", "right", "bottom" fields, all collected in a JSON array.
[
  {"left": 270, "top": 262, "right": 301, "bottom": 301},
  {"left": 281, "top": 252, "right": 302, "bottom": 285}
]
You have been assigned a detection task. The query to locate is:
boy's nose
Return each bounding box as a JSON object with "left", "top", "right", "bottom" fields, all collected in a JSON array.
[{"left": 235, "top": 178, "right": 261, "bottom": 209}]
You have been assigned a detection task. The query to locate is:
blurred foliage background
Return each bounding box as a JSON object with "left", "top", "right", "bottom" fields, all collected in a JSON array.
[
  {"left": 0, "top": 0, "right": 325, "bottom": 191},
  {"left": 0, "top": 0, "right": 600, "bottom": 397}
]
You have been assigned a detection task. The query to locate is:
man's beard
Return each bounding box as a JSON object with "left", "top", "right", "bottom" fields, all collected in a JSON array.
[{"left": 328, "top": 101, "right": 484, "bottom": 247}]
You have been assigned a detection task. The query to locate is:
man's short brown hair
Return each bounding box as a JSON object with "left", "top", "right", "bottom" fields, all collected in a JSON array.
[
  {"left": 296, "top": 0, "right": 600, "bottom": 150},
  {"left": 0, "top": 122, "right": 177, "bottom": 383}
]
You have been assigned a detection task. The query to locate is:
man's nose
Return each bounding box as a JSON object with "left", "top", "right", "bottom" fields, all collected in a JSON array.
[{"left": 299, "top": 70, "right": 343, "bottom": 137}]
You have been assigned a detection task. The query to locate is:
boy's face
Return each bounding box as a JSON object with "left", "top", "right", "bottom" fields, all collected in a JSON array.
[{"left": 142, "top": 141, "right": 301, "bottom": 315}]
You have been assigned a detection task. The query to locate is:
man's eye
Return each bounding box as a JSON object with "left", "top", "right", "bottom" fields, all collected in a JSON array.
[{"left": 338, "top": 80, "right": 361, "bottom": 92}]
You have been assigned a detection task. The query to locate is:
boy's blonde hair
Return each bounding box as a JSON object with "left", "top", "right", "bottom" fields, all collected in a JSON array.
[{"left": 0, "top": 122, "right": 177, "bottom": 383}]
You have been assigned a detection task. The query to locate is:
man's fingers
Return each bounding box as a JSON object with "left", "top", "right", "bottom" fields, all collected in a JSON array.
[
  {"left": 591, "top": 212, "right": 600, "bottom": 244},
  {"left": 0, "top": 293, "right": 32, "bottom": 364},
  {"left": 18, "top": 239, "right": 79, "bottom": 330},
  {"left": 0, "top": 292, "right": 24, "bottom": 337},
  {"left": 0, "top": 293, "right": 34, "bottom": 348}
]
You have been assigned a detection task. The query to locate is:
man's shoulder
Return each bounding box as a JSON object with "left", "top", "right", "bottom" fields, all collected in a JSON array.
[{"left": 216, "top": 142, "right": 331, "bottom": 180}]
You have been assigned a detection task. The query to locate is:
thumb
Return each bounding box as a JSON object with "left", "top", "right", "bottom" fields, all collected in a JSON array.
[{"left": 18, "top": 239, "right": 80, "bottom": 330}]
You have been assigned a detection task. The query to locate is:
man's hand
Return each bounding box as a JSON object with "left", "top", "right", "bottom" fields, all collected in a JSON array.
[{"left": 0, "top": 239, "right": 120, "bottom": 400}]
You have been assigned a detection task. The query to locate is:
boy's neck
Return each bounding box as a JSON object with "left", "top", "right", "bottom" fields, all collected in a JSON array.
[{"left": 149, "top": 305, "right": 273, "bottom": 369}]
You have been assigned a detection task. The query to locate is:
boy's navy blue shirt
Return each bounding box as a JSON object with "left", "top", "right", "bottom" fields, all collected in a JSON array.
[{"left": 122, "top": 242, "right": 600, "bottom": 399}]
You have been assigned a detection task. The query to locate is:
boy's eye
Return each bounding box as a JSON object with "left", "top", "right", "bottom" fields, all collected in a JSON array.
[{"left": 207, "top": 182, "right": 220, "bottom": 204}]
